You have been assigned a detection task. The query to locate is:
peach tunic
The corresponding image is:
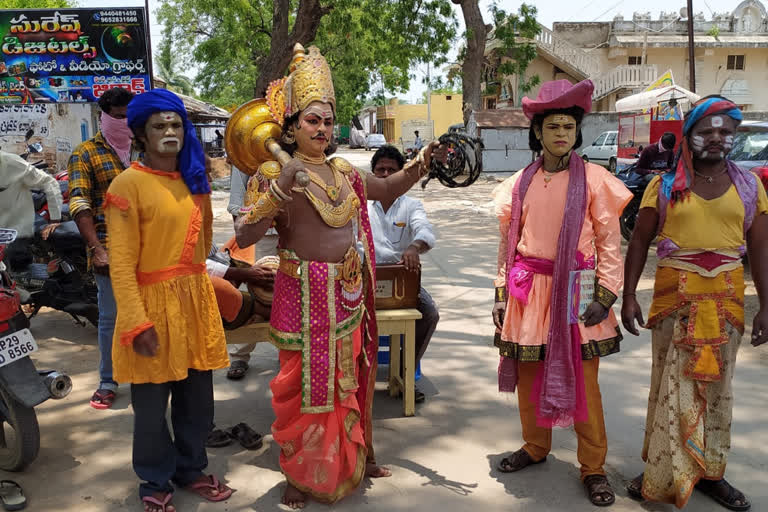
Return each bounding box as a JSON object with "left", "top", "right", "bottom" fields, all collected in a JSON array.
[{"left": 493, "top": 163, "right": 632, "bottom": 359}]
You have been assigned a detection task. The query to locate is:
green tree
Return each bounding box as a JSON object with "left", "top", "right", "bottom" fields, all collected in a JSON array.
[
  {"left": 156, "top": 0, "right": 457, "bottom": 123},
  {"left": 452, "top": 1, "right": 539, "bottom": 123},
  {"left": 0, "top": 0, "right": 75, "bottom": 6},
  {"left": 155, "top": 34, "right": 196, "bottom": 97}
]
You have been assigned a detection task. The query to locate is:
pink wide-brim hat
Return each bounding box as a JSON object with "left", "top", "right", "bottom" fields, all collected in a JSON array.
[{"left": 522, "top": 79, "right": 594, "bottom": 120}]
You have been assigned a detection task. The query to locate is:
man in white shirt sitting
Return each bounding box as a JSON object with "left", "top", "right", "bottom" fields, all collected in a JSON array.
[
  {"left": 0, "top": 150, "right": 63, "bottom": 269},
  {"left": 367, "top": 145, "right": 439, "bottom": 403}
]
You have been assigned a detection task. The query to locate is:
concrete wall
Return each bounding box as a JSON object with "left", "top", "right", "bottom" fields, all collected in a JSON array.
[
  {"left": 0, "top": 103, "right": 97, "bottom": 172},
  {"left": 580, "top": 112, "right": 621, "bottom": 148},
  {"left": 375, "top": 94, "right": 464, "bottom": 145}
]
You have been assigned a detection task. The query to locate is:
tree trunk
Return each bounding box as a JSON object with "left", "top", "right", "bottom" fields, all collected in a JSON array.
[
  {"left": 453, "top": 0, "right": 487, "bottom": 125},
  {"left": 253, "top": 0, "right": 333, "bottom": 98}
]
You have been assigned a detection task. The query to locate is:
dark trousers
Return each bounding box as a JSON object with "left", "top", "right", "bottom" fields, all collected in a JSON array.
[
  {"left": 400, "top": 287, "right": 439, "bottom": 375},
  {"left": 131, "top": 369, "right": 213, "bottom": 498}
]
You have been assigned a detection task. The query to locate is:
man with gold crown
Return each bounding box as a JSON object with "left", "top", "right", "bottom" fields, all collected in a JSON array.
[{"left": 233, "top": 44, "right": 443, "bottom": 508}]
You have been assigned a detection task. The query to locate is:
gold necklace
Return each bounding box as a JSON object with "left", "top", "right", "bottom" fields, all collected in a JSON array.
[
  {"left": 694, "top": 168, "right": 728, "bottom": 184},
  {"left": 307, "top": 167, "right": 342, "bottom": 201},
  {"left": 295, "top": 151, "right": 327, "bottom": 165},
  {"left": 303, "top": 188, "right": 360, "bottom": 228}
]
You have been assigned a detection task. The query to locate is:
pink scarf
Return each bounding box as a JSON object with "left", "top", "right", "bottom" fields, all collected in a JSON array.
[
  {"left": 100, "top": 111, "right": 133, "bottom": 167},
  {"left": 499, "top": 154, "right": 588, "bottom": 428}
]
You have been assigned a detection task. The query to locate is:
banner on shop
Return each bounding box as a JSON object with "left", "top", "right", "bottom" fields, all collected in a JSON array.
[
  {"left": 0, "top": 103, "right": 50, "bottom": 136},
  {"left": 0, "top": 8, "right": 150, "bottom": 103}
]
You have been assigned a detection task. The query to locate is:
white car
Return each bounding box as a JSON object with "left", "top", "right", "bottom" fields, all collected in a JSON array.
[
  {"left": 365, "top": 133, "right": 386, "bottom": 151},
  {"left": 580, "top": 130, "right": 618, "bottom": 173}
]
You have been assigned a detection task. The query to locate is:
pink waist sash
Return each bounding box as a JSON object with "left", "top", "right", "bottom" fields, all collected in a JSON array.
[{"left": 508, "top": 253, "right": 595, "bottom": 305}]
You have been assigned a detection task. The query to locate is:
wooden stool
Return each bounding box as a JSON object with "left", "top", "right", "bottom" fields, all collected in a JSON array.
[
  {"left": 375, "top": 308, "right": 422, "bottom": 417},
  {"left": 225, "top": 322, "right": 270, "bottom": 344}
]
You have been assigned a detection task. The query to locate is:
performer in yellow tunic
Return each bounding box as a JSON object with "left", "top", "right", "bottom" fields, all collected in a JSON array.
[
  {"left": 623, "top": 96, "right": 768, "bottom": 510},
  {"left": 105, "top": 89, "right": 231, "bottom": 512}
]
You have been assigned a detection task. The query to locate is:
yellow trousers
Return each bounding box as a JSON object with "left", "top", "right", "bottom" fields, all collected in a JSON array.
[{"left": 517, "top": 358, "right": 607, "bottom": 479}]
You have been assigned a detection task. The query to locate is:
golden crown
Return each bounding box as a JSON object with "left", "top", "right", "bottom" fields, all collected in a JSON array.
[{"left": 266, "top": 44, "right": 336, "bottom": 124}]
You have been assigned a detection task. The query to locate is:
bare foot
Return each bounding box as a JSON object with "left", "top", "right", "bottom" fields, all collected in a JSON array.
[
  {"left": 366, "top": 462, "right": 392, "bottom": 478},
  {"left": 282, "top": 482, "right": 306, "bottom": 509},
  {"left": 142, "top": 492, "right": 175, "bottom": 512}
]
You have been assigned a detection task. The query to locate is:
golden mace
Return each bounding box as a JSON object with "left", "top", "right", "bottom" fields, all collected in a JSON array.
[{"left": 223, "top": 99, "right": 310, "bottom": 187}]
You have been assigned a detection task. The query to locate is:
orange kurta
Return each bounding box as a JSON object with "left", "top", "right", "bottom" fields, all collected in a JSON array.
[
  {"left": 493, "top": 163, "right": 632, "bottom": 360},
  {"left": 105, "top": 163, "right": 228, "bottom": 384}
]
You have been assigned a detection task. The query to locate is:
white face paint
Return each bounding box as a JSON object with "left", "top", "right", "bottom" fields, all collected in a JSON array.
[
  {"left": 710, "top": 116, "right": 724, "bottom": 128},
  {"left": 144, "top": 111, "right": 184, "bottom": 156},
  {"left": 723, "top": 134, "right": 735, "bottom": 153},
  {"left": 691, "top": 135, "right": 705, "bottom": 153},
  {"left": 156, "top": 136, "right": 182, "bottom": 154}
]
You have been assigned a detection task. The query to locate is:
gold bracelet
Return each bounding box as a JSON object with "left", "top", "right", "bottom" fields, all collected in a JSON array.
[{"left": 495, "top": 286, "right": 507, "bottom": 303}]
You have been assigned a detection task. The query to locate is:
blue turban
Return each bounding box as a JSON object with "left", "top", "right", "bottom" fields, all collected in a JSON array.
[{"left": 127, "top": 88, "right": 210, "bottom": 195}]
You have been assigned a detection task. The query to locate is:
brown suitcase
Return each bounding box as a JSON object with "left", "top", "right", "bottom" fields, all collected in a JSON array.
[{"left": 374, "top": 264, "right": 421, "bottom": 310}]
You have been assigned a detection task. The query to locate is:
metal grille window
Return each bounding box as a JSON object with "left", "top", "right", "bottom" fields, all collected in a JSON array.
[
  {"left": 727, "top": 55, "right": 745, "bottom": 70},
  {"left": 628, "top": 56, "right": 642, "bottom": 66}
]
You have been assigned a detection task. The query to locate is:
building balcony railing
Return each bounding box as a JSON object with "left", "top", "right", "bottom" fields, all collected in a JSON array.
[
  {"left": 534, "top": 25, "right": 601, "bottom": 78},
  {"left": 592, "top": 64, "right": 658, "bottom": 100}
]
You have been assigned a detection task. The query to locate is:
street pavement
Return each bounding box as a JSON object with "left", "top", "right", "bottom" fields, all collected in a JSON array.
[{"left": 12, "top": 148, "right": 768, "bottom": 511}]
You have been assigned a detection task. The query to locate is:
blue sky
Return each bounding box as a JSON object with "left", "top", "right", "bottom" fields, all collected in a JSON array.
[{"left": 80, "top": 0, "right": 745, "bottom": 102}]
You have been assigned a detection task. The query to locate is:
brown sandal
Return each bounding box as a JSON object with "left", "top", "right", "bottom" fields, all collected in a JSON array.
[
  {"left": 497, "top": 448, "right": 546, "bottom": 473},
  {"left": 584, "top": 474, "right": 615, "bottom": 507}
]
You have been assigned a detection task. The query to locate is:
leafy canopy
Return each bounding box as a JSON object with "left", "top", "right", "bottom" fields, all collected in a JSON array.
[{"left": 156, "top": 0, "right": 457, "bottom": 123}]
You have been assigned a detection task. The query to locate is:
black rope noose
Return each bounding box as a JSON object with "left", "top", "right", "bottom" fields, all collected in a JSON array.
[{"left": 420, "top": 131, "right": 485, "bottom": 189}]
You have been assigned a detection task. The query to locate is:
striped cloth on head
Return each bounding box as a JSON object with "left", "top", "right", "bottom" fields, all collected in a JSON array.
[{"left": 663, "top": 96, "right": 743, "bottom": 203}]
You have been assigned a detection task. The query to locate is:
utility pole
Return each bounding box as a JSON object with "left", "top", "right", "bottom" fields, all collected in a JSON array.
[
  {"left": 687, "top": 0, "right": 696, "bottom": 92},
  {"left": 144, "top": 0, "right": 155, "bottom": 90},
  {"left": 426, "top": 62, "right": 432, "bottom": 140}
]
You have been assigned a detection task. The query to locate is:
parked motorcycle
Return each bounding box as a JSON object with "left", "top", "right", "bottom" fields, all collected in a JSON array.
[
  {"left": 5, "top": 132, "right": 97, "bottom": 327},
  {"left": 0, "top": 228, "right": 73, "bottom": 471},
  {"left": 616, "top": 161, "right": 659, "bottom": 241}
]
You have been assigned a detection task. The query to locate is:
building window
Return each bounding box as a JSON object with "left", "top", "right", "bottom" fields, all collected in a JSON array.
[
  {"left": 628, "top": 56, "right": 642, "bottom": 66},
  {"left": 446, "top": 95, "right": 452, "bottom": 100},
  {"left": 727, "top": 55, "right": 745, "bottom": 70},
  {"left": 485, "top": 98, "right": 496, "bottom": 109}
]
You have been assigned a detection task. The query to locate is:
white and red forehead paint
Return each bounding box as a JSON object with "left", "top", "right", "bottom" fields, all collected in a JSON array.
[
  {"left": 710, "top": 116, "right": 724, "bottom": 128},
  {"left": 159, "top": 111, "right": 178, "bottom": 122},
  {"left": 302, "top": 105, "right": 333, "bottom": 120}
]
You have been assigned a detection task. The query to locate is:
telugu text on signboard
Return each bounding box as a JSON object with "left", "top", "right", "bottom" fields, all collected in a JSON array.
[
  {"left": 0, "top": 103, "right": 50, "bottom": 136},
  {"left": 0, "top": 8, "right": 150, "bottom": 103}
]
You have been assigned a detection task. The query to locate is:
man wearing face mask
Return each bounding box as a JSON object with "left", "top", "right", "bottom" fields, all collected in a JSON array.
[
  {"left": 234, "top": 44, "right": 444, "bottom": 509},
  {"left": 622, "top": 96, "right": 768, "bottom": 510},
  {"left": 104, "top": 89, "right": 231, "bottom": 512},
  {"left": 491, "top": 80, "right": 632, "bottom": 507},
  {"left": 68, "top": 87, "right": 135, "bottom": 410}
]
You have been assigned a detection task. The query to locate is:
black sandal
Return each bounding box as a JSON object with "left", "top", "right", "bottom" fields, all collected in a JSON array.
[
  {"left": 226, "top": 360, "right": 248, "bottom": 380},
  {"left": 583, "top": 474, "right": 615, "bottom": 507},
  {"left": 206, "top": 428, "right": 232, "bottom": 448},
  {"left": 497, "top": 448, "right": 546, "bottom": 473},
  {"left": 696, "top": 478, "right": 751, "bottom": 511},
  {"left": 626, "top": 473, "right": 644, "bottom": 501},
  {"left": 225, "top": 422, "right": 263, "bottom": 450}
]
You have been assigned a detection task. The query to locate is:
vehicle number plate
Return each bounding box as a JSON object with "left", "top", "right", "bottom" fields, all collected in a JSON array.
[{"left": 0, "top": 329, "right": 38, "bottom": 368}]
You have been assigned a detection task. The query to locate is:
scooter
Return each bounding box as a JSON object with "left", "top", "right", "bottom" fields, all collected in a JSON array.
[{"left": 0, "top": 228, "right": 72, "bottom": 471}]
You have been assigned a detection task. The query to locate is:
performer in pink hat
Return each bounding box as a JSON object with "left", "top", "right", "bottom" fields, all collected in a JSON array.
[{"left": 491, "top": 79, "right": 632, "bottom": 506}]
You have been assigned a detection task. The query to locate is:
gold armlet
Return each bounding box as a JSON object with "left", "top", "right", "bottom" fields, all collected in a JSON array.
[
  {"left": 242, "top": 188, "right": 283, "bottom": 225},
  {"left": 495, "top": 286, "right": 508, "bottom": 303},
  {"left": 595, "top": 284, "right": 617, "bottom": 309}
]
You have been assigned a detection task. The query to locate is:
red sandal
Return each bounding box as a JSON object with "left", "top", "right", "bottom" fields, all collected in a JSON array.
[
  {"left": 141, "top": 492, "right": 173, "bottom": 511},
  {"left": 89, "top": 389, "right": 116, "bottom": 410},
  {"left": 184, "top": 475, "right": 232, "bottom": 502}
]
